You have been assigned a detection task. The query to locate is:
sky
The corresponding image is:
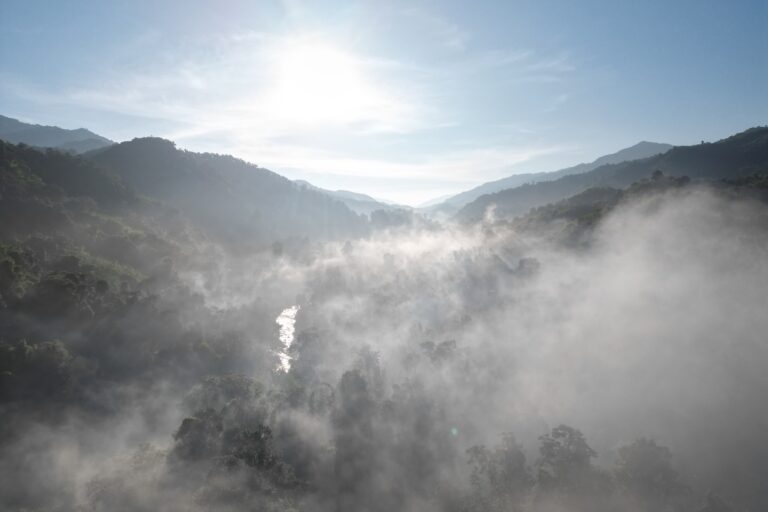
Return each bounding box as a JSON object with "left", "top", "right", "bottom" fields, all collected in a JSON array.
[{"left": 1, "top": 0, "right": 766, "bottom": 205}]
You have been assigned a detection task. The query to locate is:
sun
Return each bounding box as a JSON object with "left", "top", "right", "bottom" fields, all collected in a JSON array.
[{"left": 263, "top": 40, "right": 387, "bottom": 126}]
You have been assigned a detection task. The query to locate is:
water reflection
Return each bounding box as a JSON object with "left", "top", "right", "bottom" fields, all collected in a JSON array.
[{"left": 275, "top": 305, "right": 300, "bottom": 372}]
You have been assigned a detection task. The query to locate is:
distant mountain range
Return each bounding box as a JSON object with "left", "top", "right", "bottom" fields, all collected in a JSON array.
[
  {"left": 427, "top": 141, "right": 672, "bottom": 213},
  {"left": 3, "top": 113, "right": 767, "bottom": 241},
  {"left": 294, "top": 179, "right": 402, "bottom": 215},
  {"left": 0, "top": 114, "right": 113, "bottom": 153},
  {"left": 457, "top": 127, "right": 768, "bottom": 222},
  {"left": 0, "top": 113, "right": 404, "bottom": 217}
]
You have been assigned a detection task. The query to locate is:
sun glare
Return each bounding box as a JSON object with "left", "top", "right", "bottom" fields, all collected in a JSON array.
[{"left": 264, "top": 41, "right": 387, "bottom": 126}]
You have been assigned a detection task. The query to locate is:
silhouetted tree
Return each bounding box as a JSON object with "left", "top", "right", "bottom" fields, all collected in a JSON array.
[
  {"left": 466, "top": 433, "right": 532, "bottom": 512},
  {"left": 535, "top": 424, "right": 612, "bottom": 510},
  {"left": 333, "top": 370, "right": 377, "bottom": 511},
  {"left": 615, "top": 438, "right": 688, "bottom": 510}
]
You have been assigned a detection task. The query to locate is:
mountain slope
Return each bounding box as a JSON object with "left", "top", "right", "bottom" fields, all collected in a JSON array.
[
  {"left": 437, "top": 141, "right": 672, "bottom": 210},
  {"left": 0, "top": 140, "right": 177, "bottom": 298},
  {"left": 294, "top": 179, "right": 401, "bottom": 215},
  {"left": 88, "top": 138, "right": 368, "bottom": 249},
  {"left": 457, "top": 127, "right": 768, "bottom": 222},
  {"left": 0, "top": 114, "right": 113, "bottom": 153}
]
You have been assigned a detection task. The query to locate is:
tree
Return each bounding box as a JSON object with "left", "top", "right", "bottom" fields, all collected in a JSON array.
[
  {"left": 333, "top": 370, "right": 377, "bottom": 511},
  {"left": 0, "top": 339, "right": 76, "bottom": 402},
  {"left": 537, "top": 424, "right": 596, "bottom": 491},
  {"left": 535, "top": 425, "right": 612, "bottom": 510},
  {"left": 614, "top": 438, "right": 688, "bottom": 510},
  {"left": 466, "top": 433, "right": 532, "bottom": 512},
  {"left": 171, "top": 408, "right": 223, "bottom": 463}
]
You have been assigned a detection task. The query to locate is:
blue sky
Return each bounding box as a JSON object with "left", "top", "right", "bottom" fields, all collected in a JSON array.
[{"left": 1, "top": 0, "right": 766, "bottom": 205}]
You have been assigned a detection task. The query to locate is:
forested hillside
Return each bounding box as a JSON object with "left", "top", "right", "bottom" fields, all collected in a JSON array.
[
  {"left": 87, "top": 138, "right": 368, "bottom": 250},
  {"left": 458, "top": 127, "right": 768, "bottom": 222},
  {"left": 437, "top": 140, "right": 672, "bottom": 210},
  {"left": 2, "top": 132, "right": 768, "bottom": 511},
  {"left": 0, "top": 115, "right": 113, "bottom": 153}
]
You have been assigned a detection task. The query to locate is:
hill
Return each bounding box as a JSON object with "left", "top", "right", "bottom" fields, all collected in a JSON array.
[
  {"left": 0, "top": 140, "right": 180, "bottom": 327},
  {"left": 457, "top": 127, "right": 768, "bottom": 222},
  {"left": 0, "top": 114, "right": 113, "bottom": 153},
  {"left": 294, "top": 179, "right": 401, "bottom": 215},
  {"left": 87, "top": 138, "right": 368, "bottom": 250},
  {"left": 430, "top": 141, "right": 672, "bottom": 211}
]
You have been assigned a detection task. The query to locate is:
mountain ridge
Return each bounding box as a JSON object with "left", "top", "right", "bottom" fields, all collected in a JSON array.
[
  {"left": 457, "top": 126, "right": 768, "bottom": 222},
  {"left": 430, "top": 140, "right": 673, "bottom": 211},
  {"left": 293, "top": 179, "right": 403, "bottom": 215},
  {"left": 0, "top": 114, "right": 113, "bottom": 153},
  {"left": 86, "top": 137, "right": 368, "bottom": 250}
]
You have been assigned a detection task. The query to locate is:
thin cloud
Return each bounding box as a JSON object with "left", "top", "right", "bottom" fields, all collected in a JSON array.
[
  {"left": 216, "top": 139, "right": 570, "bottom": 205},
  {"left": 6, "top": 31, "right": 436, "bottom": 139},
  {"left": 279, "top": 0, "right": 306, "bottom": 19},
  {"left": 0, "top": 19, "right": 578, "bottom": 205},
  {"left": 404, "top": 46, "right": 576, "bottom": 86},
  {"left": 232, "top": 141, "right": 567, "bottom": 181},
  {"left": 544, "top": 93, "right": 570, "bottom": 112},
  {"left": 410, "top": 8, "right": 471, "bottom": 50}
]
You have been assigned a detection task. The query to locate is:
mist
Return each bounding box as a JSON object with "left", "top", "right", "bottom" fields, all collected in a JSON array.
[
  {"left": 3, "top": 182, "right": 767, "bottom": 511},
  {"left": 3, "top": 0, "right": 767, "bottom": 507}
]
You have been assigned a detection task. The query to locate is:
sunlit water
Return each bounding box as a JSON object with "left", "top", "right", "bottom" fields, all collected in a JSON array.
[{"left": 275, "top": 305, "right": 300, "bottom": 372}]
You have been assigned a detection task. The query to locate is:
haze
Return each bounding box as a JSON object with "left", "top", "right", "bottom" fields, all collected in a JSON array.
[{"left": 1, "top": 2, "right": 767, "bottom": 512}]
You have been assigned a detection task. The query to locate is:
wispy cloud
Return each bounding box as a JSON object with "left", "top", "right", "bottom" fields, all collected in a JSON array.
[
  {"left": 544, "top": 93, "right": 570, "bottom": 112},
  {"left": 0, "top": 14, "right": 577, "bottom": 205},
  {"left": 8, "top": 31, "right": 435, "bottom": 139},
  {"left": 233, "top": 142, "right": 567, "bottom": 182},
  {"left": 279, "top": 0, "right": 306, "bottom": 19},
  {"left": 442, "top": 49, "right": 576, "bottom": 84},
  {"left": 398, "top": 6, "right": 472, "bottom": 50}
]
